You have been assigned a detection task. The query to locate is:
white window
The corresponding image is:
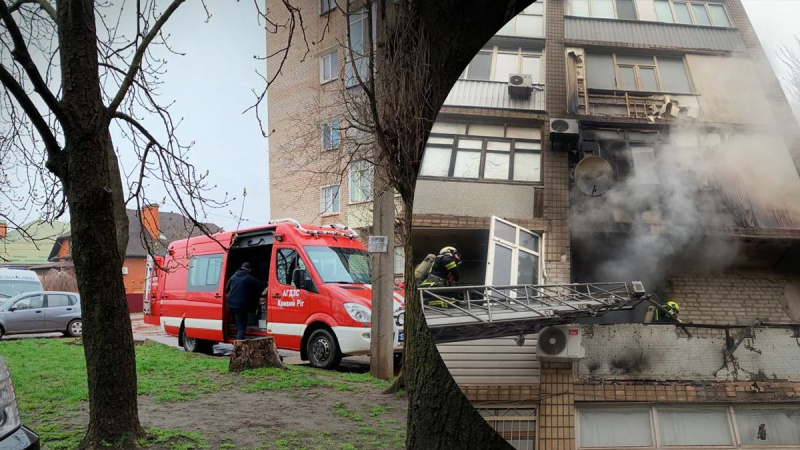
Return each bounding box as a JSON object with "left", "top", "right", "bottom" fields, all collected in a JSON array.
[
  {"left": 420, "top": 122, "right": 542, "bottom": 183},
  {"left": 321, "top": 120, "right": 340, "bottom": 151},
  {"left": 393, "top": 246, "right": 404, "bottom": 275},
  {"left": 460, "top": 46, "right": 543, "bottom": 85},
  {"left": 478, "top": 407, "right": 537, "bottom": 450},
  {"left": 577, "top": 405, "right": 800, "bottom": 448},
  {"left": 349, "top": 159, "right": 373, "bottom": 203},
  {"left": 345, "top": 5, "right": 376, "bottom": 88},
  {"left": 586, "top": 53, "right": 692, "bottom": 94},
  {"left": 569, "top": 0, "right": 637, "bottom": 20},
  {"left": 498, "top": 2, "right": 545, "bottom": 37},
  {"left": 485, "top": 216, "right": 541, "bottom": 287},
  {"left": 654, "top": 0, "right": 732, "bottom": 27},
  {"left": 320, "top": 185, "right": 340, "bottom": 215},
  {"left": 320, "top": 0, "right": 336, "bottom": 14},
  {"left": 320, "top": 49, "right": 338, "bottom": 83}
]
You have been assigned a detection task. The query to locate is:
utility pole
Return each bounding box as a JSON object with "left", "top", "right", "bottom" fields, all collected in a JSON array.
[{"left": 370, "top": 167, "right": 395, "bottom": 380}]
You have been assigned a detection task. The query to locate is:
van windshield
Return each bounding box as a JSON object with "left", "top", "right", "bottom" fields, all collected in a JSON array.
[
  {"left": 304, "top": 246, "right": 371, "bottom": 284},
  {"left": 0, "top": 280, "right": 42, "bottom": 299}
]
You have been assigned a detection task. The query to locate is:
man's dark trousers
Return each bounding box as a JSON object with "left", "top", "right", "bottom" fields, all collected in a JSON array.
[{"left": 231, "top": 308, "right": 249, "bottom": 340}]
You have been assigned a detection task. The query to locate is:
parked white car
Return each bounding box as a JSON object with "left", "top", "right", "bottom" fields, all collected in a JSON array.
[{"left": 0, "top": 291, "right": 81, "bottom": 339}]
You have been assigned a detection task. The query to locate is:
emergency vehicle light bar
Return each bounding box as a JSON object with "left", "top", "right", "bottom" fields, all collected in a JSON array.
[
  {"left": 269, "top": 218, "right": 358, "bottom": 239},
  {"left": 420, "top": 281, "right": 649, "bottom": 343}
]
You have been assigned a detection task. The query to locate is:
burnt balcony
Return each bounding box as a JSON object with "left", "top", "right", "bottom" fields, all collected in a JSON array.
[
  {"left": 579, "top": 89, "right": 701, "bottom": 120},
  {"left": 444, "top": 79, "right": 546, "bottom": 112}
]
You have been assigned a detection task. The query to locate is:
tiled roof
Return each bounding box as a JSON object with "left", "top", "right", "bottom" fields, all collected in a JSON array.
[{"left": 0, "top": 220, "right": 70, "bottom": 267}]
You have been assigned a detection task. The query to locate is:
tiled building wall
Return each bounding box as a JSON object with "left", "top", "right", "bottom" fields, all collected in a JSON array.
[
  {"left": 538, "top": 362, "right": 576, "bottom": 450},
  {"left": 576, "top": 380, "right": 800, "bottom": 403}
]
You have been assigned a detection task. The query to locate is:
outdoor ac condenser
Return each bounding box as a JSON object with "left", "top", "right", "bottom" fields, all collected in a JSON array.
[
  {"left": 508, "top": 73, "right": 534, "bottom": 98},
  {"left": 536, "top": 325, "right": 585, "bottom": 361}
]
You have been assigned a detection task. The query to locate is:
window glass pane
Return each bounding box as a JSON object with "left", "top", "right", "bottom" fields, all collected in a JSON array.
[
  {"left": 639, "top": 67, "right": 658, "bottom": 91},
  {"left": 491, "top": 244, "right": 513, "bottom": 285},
  {"left": 484, "top": 153, "right": 510, "bottom": 179},
  {"left": 517, "top": 251, "right": 538, "bottom": 285},
  {"left": 522, "top": 56, "right": 541, "bottom": 83},
  {"left": 571, "top": 0, "right": 590, "bottom": 16},
  {"left": 453, "top": 151, "right": 480, "bottom": 178},
  {"left": 487, "top": 141, "right": 511, "bottom": 151},
  {"left": 494, "top": 53, "right": 519, "bottom": 82},
  {"left": 516, "top": 15, "right": 543, "bottom": 36},
  {"left": 393, "top": 247, "right": 405, "bottom": 275},
  {"left": 708, "top": 4, "right": 731, "bottom": 27},
  {"left": 524, "top": 2, "right": 543, "bottom": 14},
  {"left": 691, "top": 3, "right": 711, "bottom": 25},
  {"left": 619, "top": 66, "right": 636, "bottom": 90},
  {"left": 47, "top": 294, "right": 71, "bottom": 308},
  {"left": 431, "top": 122, "right": 467, "bottom": 135},
  {"left": 584, "top": 129, "right": 624, "bottom": 140},
  {"left": 349, "top": 161, "right": 373, "bottom": 202},
  {"left": 616, "top": 0, "right": 636, "bottom": 20},
  {"left": 520, "top": 230, "right": 539, "bottom": 252},
  {"left": 675, "top": 2, "right": 692, "bottom": 24},
  {"left": 468, "top": 125, "right": 505, "bottom": 137},
  {"left": 658, "top": 408, "right": 733, "bottom": 446},
  {"left": 15, "top": 295, "right": 43, "bottom": 309},
  {"left": 468, "top": 52, "right": 492, "bottom": 81},
  {"left": 420, "top": 147, "right": 451, "bottom": 177},
  {"left": 426, "top": 137, "right": 454, "bottom": 145},
  {"left": 593, "top": 0, "right": 614, "bottom": 18},
  {"left": 735, "top": 408, "right": 800, "bottom": 445},
  {"left": 586, "top": 53, "right": 616, "bottom": 89},
  {"left": 514, "top": 152, "right": 541, "bottom": 182},
  {"left": 658, "top": 57, "right": 692, "bottom": 93},
  {"left": 655, "top": 0, "right": 674, "bottom": 22},
  {"left": 458, "top": 138, "right": 484, "bottom": 149},
  {"left": 514, "top": 140, "right": 542, "bottom": 150},
  {"left": 206, "top": 257, "right": 223, "bottom": 285},
  {"left": 616, "top": 54, "right": 655, "bottom": 65},
  {"left": 507, "top": 127, "right": 540, "bottom": 139},
  {"left": 494, "top": 221, "right": 517, "bottom": 243},
  {"left": 498, "top": 19, "right": 514, "bottom": 35},
  {"left": 579, "top": 409, "right": 653, "bottom": 448},
  {"left": 276, "top": 249, "right": 298, "bottom": 286},
  {"left": 188, "top": 256, "right": 222, "bottom": 291}
]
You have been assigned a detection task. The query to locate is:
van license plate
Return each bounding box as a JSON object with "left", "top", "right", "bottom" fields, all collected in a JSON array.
[{"left": 398, "top": 332, "right": 403, "bottom": 342}]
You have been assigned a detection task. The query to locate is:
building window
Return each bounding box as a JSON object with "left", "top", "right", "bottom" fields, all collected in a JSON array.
[
  {"left": 320, "top": 0, "right": 336, "bottom": 15},
  {"left": 420, "top": 123, "right": 542, "bottom": 183},
  {"left": 577, "top": 405, "right": 800, "bottom": 448},
  {"left": 478, "top": 407, "right": 537, "bottom": 450},
  {"left": 460, "top": 46, "right": 543, "bottom": 85},
  {"left": 187, "top": 254, "right": 223, "bottom": 292},
  {"left": 654, "top": 0, "right": 732, "bottom": 27},
  {"left": 582, "top": 129, "right": 661, "bottom": 184},
  {"left": 498, "top": 2, "right": 545, "bottom": 37},
  {"left": 349, "top": 159, "right": 373, "bottom": 203},
  {"left": 569, "top": 0, "right": 638, "bottom": 20},
  {"left": 585, "top": 53, "right": 692, "bottom": 94},
  {"left": 320, "top": 185, "right": 340, "bottom": 215},
  {"left": 321, "top": 120, "right": 340, "bottom": 151},
  {"left": 345, "top": 5, "right": 375, "bottom": 88},
  {"left": 320, "top": 49, "right": 338, "bottom": 83}
]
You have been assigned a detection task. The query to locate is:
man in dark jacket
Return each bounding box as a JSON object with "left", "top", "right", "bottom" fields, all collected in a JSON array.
[{"left": 225, "top": 262, "right": 268, "bottom": 340}]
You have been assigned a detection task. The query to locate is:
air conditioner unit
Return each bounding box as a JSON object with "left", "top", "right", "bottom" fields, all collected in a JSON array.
[
  {"left": 508, "top": 73, "right": 534, "bottom": 99},
  {"left": 536, "top": 325, "right": 585, "bottom": 361},
  {"left": 550, "top": 118, "right": 580, "bottom": 151}
]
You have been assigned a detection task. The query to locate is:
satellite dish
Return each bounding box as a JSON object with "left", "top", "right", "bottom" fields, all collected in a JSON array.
[{"left": 575, "top": 156, "right": 614, "bottom": 197}]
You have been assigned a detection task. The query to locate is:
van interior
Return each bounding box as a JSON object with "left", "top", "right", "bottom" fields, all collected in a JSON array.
[{"left": 224, "top": 230, "right": 274, "bottom": 339}]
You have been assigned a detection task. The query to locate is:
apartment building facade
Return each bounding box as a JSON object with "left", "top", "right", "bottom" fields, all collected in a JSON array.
[{"left": 267, "top": 1, "right": 800, "bottom": 448}]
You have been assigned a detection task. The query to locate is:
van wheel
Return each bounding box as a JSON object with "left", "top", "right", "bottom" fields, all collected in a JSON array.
[
  {"left": 181, "top": 327, "right": 214, "bottom": 354},
  {"left": 307, "top": 329, "right": 342, "bottom": 370},
  {"left": 66, "top": 319, "right": 83, "bottom": 337}
]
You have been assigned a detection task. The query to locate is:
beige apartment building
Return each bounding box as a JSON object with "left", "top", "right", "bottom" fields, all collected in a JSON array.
[{"left": 268, "top": 1, "right": 800, "bottom": 449}]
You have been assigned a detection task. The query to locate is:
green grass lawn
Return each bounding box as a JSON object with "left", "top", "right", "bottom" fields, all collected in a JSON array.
[{"left": 0, "top": 339, "right": 404, "bottom": 450}]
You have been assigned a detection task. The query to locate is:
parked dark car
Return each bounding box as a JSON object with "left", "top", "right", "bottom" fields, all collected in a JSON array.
[
  {"left": 0, "top": 358, "right": 39, "bottom": 449},
  {"left": 0, "top": 291, "right": 81, "bottom": 339}
]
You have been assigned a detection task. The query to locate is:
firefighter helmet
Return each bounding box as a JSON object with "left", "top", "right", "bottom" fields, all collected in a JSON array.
[
  {"left": 666, "top": 301, "right": 680, "bottom": 312},
  {"left": 439, "top": 246, "right": 461, "bottom": 262}
]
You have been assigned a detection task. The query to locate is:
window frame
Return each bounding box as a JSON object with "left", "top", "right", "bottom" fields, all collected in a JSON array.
[
  {"left": 320, "top": 184, "right": 341, "bottom": 215},
  {"left": 44, "top": 293, "right": 73, "bottom": 308},
  {"left": 319, "top": 48, "right": 339, "bottom": 84},
  {"left": 348, "top": 159, "right": 374, "bottom": 204},
  {"left": 344, "top": 4, "right": 377, "bottom": 88},
  {"left": 586, "top": 53, "right": 694, "bottom": 94},
  {"left": 459, "top": 46, "right": 545, "bottom": 86},
  {"left": 569, "top": 0, "right": 640, "bottom": 20},
  {"left": 13, "top": 294, "right": 43, "bottom": 310},
  {"left": 653, "top": 0, "right": 733, "bottom": 27},
  {"left": 186, "top": 254, "right": 224, "bottom": 292},
  {"left": 275, "top": 248, "right": 308, "bottom": 287},
  {"left": 498, "top": 1, "right": 546, "bottom": 37},
  {"left": 420, "top": 122, "right": 543, "bottom": 185},
  {"left": 584, "top": 128, "right": 662, "bottom": 184},
  {"left": 320, "top": 119, "right": 341, "bottom": 151},
  {"left": 319, "top": 0, "right": 337, "bottom": 15}
]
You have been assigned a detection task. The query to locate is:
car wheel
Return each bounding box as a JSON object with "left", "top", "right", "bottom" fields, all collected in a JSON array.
[
  {"left": 394, "top": 352, "right": 403, "bottom": 370},
  {"left": 0, "top": 326, "right": 4, "bottom": 339},
  {"left": 180, "top": 327, "right": 215, "bottom": 354},
  {"left": 307, "top": 329, "right": 342, "bottom": 370},
  {"left": 66, "top": 319, "right": 82, "bottom": 337}
]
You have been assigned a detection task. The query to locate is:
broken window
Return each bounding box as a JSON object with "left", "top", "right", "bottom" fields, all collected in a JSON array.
[
  {"left": 585, "top": 52, "right": 693, "bottom": 94},
  {"left": 735, "top": 408, "right": 800, "bottom": 446},
  {"left": 420, "top": 123, "right": 542, "bottom": 182},
  {"left": 654, "top": 0, "right": 733, "bottom": 27},
  {"left": 585, "top": 129, "right": 661, "bottom": 183}
]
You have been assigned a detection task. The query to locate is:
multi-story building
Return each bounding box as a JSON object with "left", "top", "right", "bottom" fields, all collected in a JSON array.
[{"left": 268, "top": 1, "right": 800, "bottom": 448}]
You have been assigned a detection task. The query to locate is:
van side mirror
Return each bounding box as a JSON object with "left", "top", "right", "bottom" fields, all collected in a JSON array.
[{"left": 292, "top": 268, "right": 309, "bottom": 290}]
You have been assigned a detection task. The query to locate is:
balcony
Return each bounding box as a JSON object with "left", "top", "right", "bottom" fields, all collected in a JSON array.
[
  {"left": 578, "top": 89, "right": 701, "bottom": 120},
  {"left": 443, "top": 80, "right": 546, "bottom": 112}
]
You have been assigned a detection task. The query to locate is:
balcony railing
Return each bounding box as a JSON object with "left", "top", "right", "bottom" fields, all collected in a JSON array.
[
  {"left": 444, "top": 79, "right": 545, "bottom": 112},
  {"left": 581, "top": 90, "right": 701, "bottom": 120}
]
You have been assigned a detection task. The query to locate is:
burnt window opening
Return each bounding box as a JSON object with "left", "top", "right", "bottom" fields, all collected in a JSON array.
[{"left": 582, "top": 129, "right": 661, "bottom": 184}]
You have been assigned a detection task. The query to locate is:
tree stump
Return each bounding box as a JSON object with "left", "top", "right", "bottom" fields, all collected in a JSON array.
[{"left": 228, "top": 337, "right": 286, "bottom": 372}]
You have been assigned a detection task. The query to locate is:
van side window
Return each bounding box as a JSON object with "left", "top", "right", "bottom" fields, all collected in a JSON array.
[
  {"left": 14, "top": 295, "right": 43, "bottom": 310},
  {"left": 187, "top": 255, "right": 224, "bottom": 292},
  {"left": 276, "top": 249, "right": 307, "bottom": 286},
  {"left": 46, "top": 294, "right": 72, "bottom": 308}
]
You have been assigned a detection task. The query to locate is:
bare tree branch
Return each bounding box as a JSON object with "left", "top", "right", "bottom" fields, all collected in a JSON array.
[{"left": 8, "top": 0, "right": 56, "bottom": 21}]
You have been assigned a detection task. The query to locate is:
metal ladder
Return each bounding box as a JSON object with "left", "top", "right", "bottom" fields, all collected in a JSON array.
[{"left": 418, "top": 281, "right": 650, "bottom": 343}]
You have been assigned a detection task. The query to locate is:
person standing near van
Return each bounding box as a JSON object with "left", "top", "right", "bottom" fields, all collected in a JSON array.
[{"left": 225, "top": 262, "right": 268, "bottom": 340}]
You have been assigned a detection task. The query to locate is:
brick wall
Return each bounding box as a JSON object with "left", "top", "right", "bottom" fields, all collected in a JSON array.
[
  {"left": 576, "top": 380, "right": 800, "bottom": 403},
  {"left": 538, "top": 361, "right": 576, "bottom": 450}
]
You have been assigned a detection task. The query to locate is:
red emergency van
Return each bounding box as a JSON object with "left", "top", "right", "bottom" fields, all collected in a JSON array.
[{"left": 143, "top": 219, "right": 405, "bottom": 369}]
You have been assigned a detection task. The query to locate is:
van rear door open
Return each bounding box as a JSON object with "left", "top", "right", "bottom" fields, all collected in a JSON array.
[{"left": 183, "top": 253, "right": 226, "bottom": 342}]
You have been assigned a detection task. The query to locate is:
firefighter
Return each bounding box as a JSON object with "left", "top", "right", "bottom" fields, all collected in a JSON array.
[
  {"left": 420, "top": 247, "right": 462, "bottom": 307},
  {"left": 225, "top": 262, "right": 268, "bottom": 340},
  {"left": 652, "top": 300, "right": 681, "bottom": 324}
]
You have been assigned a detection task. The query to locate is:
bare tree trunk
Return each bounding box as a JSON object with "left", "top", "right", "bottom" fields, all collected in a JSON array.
[{"left": 57, "top": 1, "right": 144, "bottom": 446}]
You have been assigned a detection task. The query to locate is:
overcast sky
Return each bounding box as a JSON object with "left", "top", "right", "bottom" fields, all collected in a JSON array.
[{"left": 5, "top": 1, "right": 800, "bottom": 232}]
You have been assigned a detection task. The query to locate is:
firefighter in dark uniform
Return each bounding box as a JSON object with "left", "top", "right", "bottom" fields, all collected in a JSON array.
[
  {"left": 420, "top": 247, "right": 462, "bottom": 307},
  {"left": 653, "top": 300, "right": 681, "bottom": 324}
]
